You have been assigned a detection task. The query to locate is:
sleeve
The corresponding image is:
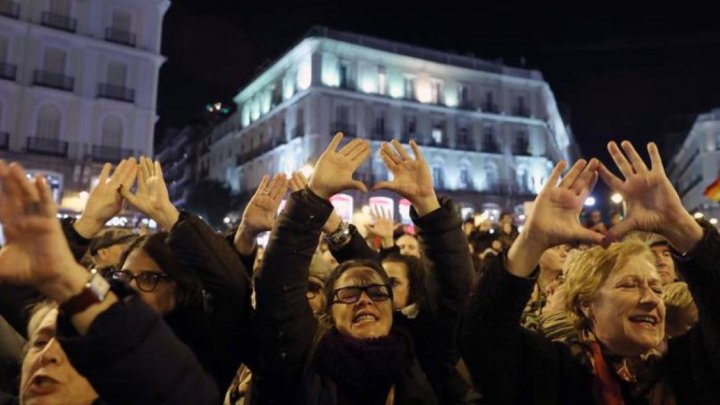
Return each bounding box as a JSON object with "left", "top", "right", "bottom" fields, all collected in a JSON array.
[
  {"left": 60, "top": 217, "right": 92, "bottom": 262},
  {"left": 329, "top": 224, "right": 381, "bottom": 263}
]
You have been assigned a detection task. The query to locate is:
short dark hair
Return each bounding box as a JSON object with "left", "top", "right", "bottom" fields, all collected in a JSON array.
[
  {"left": 323, "top": 259, "right": 393, "bottom": 316},
  {"left": 119, "top": 233, "right": 204, "bottom": 308},
  {"left": 89, "top": 228, "right": 137, "bottom": 256}
]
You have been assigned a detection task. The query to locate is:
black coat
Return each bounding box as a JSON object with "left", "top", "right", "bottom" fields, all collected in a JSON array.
[
  {"left": 458, "top": 220, "right": 720, "bottom": 404},
  {"left": 251, "top": 189, "right": 438, "bottom": 404},
  {"left": 330, "top": 197, "right": 475, "bottom": 403}
]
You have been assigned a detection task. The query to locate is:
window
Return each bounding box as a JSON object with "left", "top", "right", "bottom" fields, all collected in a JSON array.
[
  {"left": 43, "top": 47, "right": 67, "bottom": 74},
  {"left": 49, "top": 0, "right": 72, "bottom": 15},
  {"left": 101, "top": 116, "right": 123, "bottom": 148},
  {"left": 111, "top": 9, "right": 132, "bottom": 31},
  {"left": 458, "top": 122, "right": 470, "bottom": 147},
  {"left": 431, "top": 80, "right": 443, "bottom": 104},
  {"left": 339, "top": 62, "right": 350, "bottom": 88},
  {"left": 458, "top": 84, "right": 470, "bottom": 106},
  {"left": 0, "top": 36, "right": 8, "bottom": 63},
  {"left": 374, "top": 111, "right": 386, "bottom": 138},
  {"left": 432, "top": 164, "right": 444, "bottom": 189},
  {"left": 37, "top": 105, "right": 61, "bottom": 139},
  {"left": 432, "top": 119, "right": 445, "bottom": 145},
  {"left": 378, "top": 68, "right": 387, "bottom": 96},
  {"left": 404, "top": 76, "right": 415, "bottom": 100},
  {"left": 484, "top": 92, "right": 497, "bottom": 113},
  {"left": 459, "top": 164, "right": 472, "bottom": 188},
  {"left": 106, "top": 61, "right": 127, "bottom": 87},
  {"left": 484, "top": 163, "right": 499, "bottom": 191},
  {"left": 403, "top": 115, "right": 416, "bottom": 140}
]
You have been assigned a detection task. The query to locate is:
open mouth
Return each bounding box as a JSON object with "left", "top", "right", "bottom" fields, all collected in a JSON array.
[
  {"left": 628, "top": 315, "right": 660, "bottom": 327},
  {"left": 352, "top": 313, "right": 378, "bottom": 323},
  {"left": 27, "top": 375, "right": 59, "bottom": 396}
]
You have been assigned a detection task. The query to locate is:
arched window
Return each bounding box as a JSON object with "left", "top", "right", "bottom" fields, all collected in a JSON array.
[
  {"left": 484, "top": 162, "right": 498, "bottom": 192},
  {"left": 458, "top": 161, "right": 472, "bottom": 189},
  {"left": 432, "top": 159, "right": 445, "bottom": 190},
  {"left": 37, "top": 104, "right": 61, "bottom": 139},
  {"left": 101, "top": 116, "right": 123, "bottom": 148}
]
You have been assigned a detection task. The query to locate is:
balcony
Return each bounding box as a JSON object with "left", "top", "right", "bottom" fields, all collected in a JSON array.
[
  {"left": 97, "top": 83, "right": 135, "bottom": 103},
  {"left": 0, "top": 62, "right": 17, "bottom": 81},
  {"left": 0, "top": 0, "right": 19, "bottom": 19},
  {"left": 512, "top": 107, "right": 531, "bottom": 118},
  {"left": 26, "top": 137, "right": 68, "bottom": 157},
  {"left": 513, "top": 140, "right": 530, "bottom": 156},
  {"left": 331, "top": 122, "right": 355, "bottom": 138},
  {"left": 292, "top": 126, "right": 304, "bottom": 139},
  {"left": 482, "top": 103, "right": 500, "bottom": 114},
  {"left": 41, "top": 11, "right": 77, "bottom": 33},
  {"left": 481, "top": 140, "right": 501, "bottom": 154},
  {"left": 0, "top": 132, "right": 8, "bottom": 149},
  {"left": 33, "top": 70, "right": 74, "bottom": 92},
  {"left": 423, "top": 138, "right": 449, "bottom": 149},
  {"left": 104, "top": 27, "right": 136, "bottom": 47},
  {"left": 370, "top": 130, "right": 390, "bottom": 141},
  {"left": 456, "top": 142, "right": 476, "bottom": 152},
  {"left": 91, "top": 145, "right": 135, "bottom": 163}
]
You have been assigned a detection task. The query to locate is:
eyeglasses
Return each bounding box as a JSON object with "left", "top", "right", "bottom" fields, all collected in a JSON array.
[
  {"left": 107, "top": 269, "right": 170, "bottom": 292},
  {"left": 306, "top": 282, "right": 323, "bottom": 299},
  {"left": 332, "top": 284, "right": 391, "bottom": 305}
]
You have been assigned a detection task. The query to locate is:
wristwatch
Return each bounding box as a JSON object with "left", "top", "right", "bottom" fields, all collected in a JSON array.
[
  {"left": 324, "top": 221, "right": 352, "bottom": 248},
  {"left": 59, "top": 269, "right": 111, "bottom": 317}
]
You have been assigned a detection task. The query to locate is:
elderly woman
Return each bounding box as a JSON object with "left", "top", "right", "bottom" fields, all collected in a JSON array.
[
  {"left": 251, "top": 135, "right": 473, "bottom": 404},
  {"left": 0, "top": 161, "right": 218, "bottom": 404},
  {"left": 459, "top": 141, "right": 720, "bottom": 404}
]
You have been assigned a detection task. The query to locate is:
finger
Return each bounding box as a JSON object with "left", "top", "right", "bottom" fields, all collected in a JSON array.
[
  {"left": 350, "top": 180, "right": 368, "bottom": 193},
  {"left": 573, "top": 226, "right": 606, "bottom": 247},
  {"left": 607, "top": 142, "right": 635, "bottom": 179},
  {"left": 339, "top": 139, "right": 364, "bottom": 156},
  {"left": 557, "top": 159, "right": 587, "bottom": 189},
  {"left": 597, "top": 162, "right": 625, "bottom": 192},
  {"left": 620, "top": 140, "right": 649, "bottom": 173},
  {"left": 154, "top": 161, "right": 167, "bottom": 185},
  {"left": 380, "top": 144, "right": 400, "bottom": 166},
  {"left": 348, "top": 142, "right": 370, "bottom": 161},
  {"left": 272, "top": 176, "right": 289, "bottom": 200},
  {"left": 373, "top": 180, "right": 397, "bottom": 192},
  {"left": 569, "top": 159, "right": 599, "bottom": 195},
  {"left": 254, "top": 175, "right": 270, "bottom": 196},
  {"left": 141, "top": 156, "right": 153, "bottom": 179},
  {"left": 35, "top": 176, "right": 57, "bottom": 217},
  {"left": 391, "top": 139, "right": 412, "bottom": 161},
  {"left": 97, "top": 163, "right": 112, "bottom": 185},
  {"left": 8, "top": 163, "right": 40, "bottom": 202},
  {"left": 108, "top": 159, "right": 129, "bottom": 187},
  {"left": 268, "top": 174, "right": 286, "bottom": 199},
  {"left": 119, "top": 184, "right": 141, "bottom": 207},
  {"left": 577, "top": 171, "right": 599, "bottom": 201},
  {"left": 542, "top": 161, "right": 567, "bottom": 192},
  {"left": 326, "top": 132, "right": 344, "bottom": 154},
  {"left": 409, "top": 140, "right": 426, "bottom": 162},
  {"left": 351, "top": 146, "right": 371, "bottom": 165},
  {"left": 136, "top": 161, "right": 147, "bottom": 195},
  {"left": 604, "top": 220, "right": 636, "bottom": 246},
  {"left": 647, "top": 142, "right": 665, "bottom": 175},
  {"left": 289, "top": 173, "right": 302, "bottom": 192},
  {"left": 296, "top": 171, "right": 309, "bottom": 186}
]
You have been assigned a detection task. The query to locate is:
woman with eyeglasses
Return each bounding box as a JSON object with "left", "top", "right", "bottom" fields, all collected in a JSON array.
[{"left": 251, "top": 135, "right": 473, "bottom": 404}]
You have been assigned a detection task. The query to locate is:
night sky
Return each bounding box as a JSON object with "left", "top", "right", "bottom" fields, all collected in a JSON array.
[{"left": 157, "top": 1, "right": 720, "bottom": 164}]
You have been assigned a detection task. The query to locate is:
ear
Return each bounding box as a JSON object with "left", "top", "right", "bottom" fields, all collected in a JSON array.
[
  {"left": 96, "top": 247, "right": 109, "bottom": 261},
  {"left": 578, "top": 299, "right": 594, "bottom": 324}
]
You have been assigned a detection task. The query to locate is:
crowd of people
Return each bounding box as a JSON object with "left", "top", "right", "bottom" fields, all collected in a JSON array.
[{"left": 0, "top": 135, "right": 717, "bottom": 404}]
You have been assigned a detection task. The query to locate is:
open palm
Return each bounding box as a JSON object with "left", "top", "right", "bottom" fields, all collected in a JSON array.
[
  {"left": 374, "top": 140, "right": 437, "bottom": 215},
  {"left": 240, "top": 173, "right": 288, "bottom": 234},
  {"left": 121, "top": 157, "right": 178, "bottom": 229},
  {"left": 308, "top": 133, "right": 371, "bottom": 198}
]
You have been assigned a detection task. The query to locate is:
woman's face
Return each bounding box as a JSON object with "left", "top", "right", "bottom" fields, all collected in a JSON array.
[
  {"left": 121, "top": 248, "right": 177, "bottom": 314},
  {"left": 330, "top": 267, "right": 393, "bottom": 339},
  {"left": 585, "top": 255, "right": 666, "bottom": 356},
  {"left": 382, "top": 261, "right": 410, "bottom": 309},
  {"left": 307, "top": 277, "right": 326, "bottom": 315},
  {"left": 21, "top": 308, "right": 98, "bottom": 405}
]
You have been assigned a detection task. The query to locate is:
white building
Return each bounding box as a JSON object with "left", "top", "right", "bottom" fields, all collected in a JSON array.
[
  {"left": 667, "top": 108, "right": 720, "bottom": 222},
  {"left": 0, "top": 0, "right": 169, "bottom": 211},
  {"left": 204, "top": 27, "right": 579, "bottom": 219}
]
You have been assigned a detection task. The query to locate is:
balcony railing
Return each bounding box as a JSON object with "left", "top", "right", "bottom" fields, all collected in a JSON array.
[
  {"left": 0, "top": 132, "right": 9, "bottom": 149},
  {"left": 97, "top": 83, "right": 135, "bottom": 103},
  {"left": 104, "top": 27, "right": 136, "bottom": 47},
  {"left": 456, "top": 142, "right": 476, "bottom": 152},
  {"left": 33, "top": 70, "right": 74, "bottom": 92},
  {"left": 481, "top": 140, "right": 501, "bottom": 153},
  {"left": 331, "top": 122, "right": 355, "bottom": 138},
  {"left": 0, "top": 62, "right": 17, "bottom": 81},
  {"left": 0, "top": 0, "right": 20, "bottom": 19},
  {"left": 41, "top": 11, "right": 77, "bottom": 33},
  {"left": 512, "top": 107, "right": 531, "bottom": 118},
  {"left": 513, "top": 141, "right": 530, "bottom": 156},
  {"left": 91, "top": 145, "right": 135, "bottom": 163},
  {"left": 26, "top": 137, "right": 68, "bottom": 157},
  {"left": 370, "top": 130, "right": 390, "bottom": 141},
  {"left": 482, "top": 103, "right": 500, "bottom": 114}
]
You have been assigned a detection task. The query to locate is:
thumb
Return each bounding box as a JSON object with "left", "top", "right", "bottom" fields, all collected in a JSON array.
[
  {"left": 350, "top": 180, "right": 368, "bottom": 193},
  {"left": 119, "top": 185, "right": 140, "bottom": 207},
  {"left": 574, "top": 226, "right": 606, "bottom": 246},
  {"left": 373, "top": 181, "right": 396, "bottom": 192},
  {"left": 603, "top": 220, "right": 635, "bottom": 247}
]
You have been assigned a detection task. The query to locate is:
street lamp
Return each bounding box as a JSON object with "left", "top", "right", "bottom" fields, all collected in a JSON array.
[
  {"left": 694, "top": 212, "right": 704, "bottom": 219},
  {"left": 584, "top": 196, "right": 596, "bottom": 207},
  {"left": 610, "top": 193, "right": 623, "bottom": 204}
]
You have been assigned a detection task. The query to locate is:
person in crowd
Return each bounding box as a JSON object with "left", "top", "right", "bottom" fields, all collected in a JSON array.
[
  {"left": 496, "top": 213, "right": 519, "bottom": 250},
  {"left": 648, "top": 235, "right": 679, "bottom": 285},
  {"left": 459, "top": 141, "right": 720, "bottom": 404},
  {"left": 521, "top": 244, "right": 571, "bottom": 331},
  {"left": 88, "top": 228, "right": 137, "bottom": 270},
  {"left": 396, "top": 234, "right": 422, "bottom": 257},
  {"left": 114, "top": 156, "right": 273, "bottom": 392},
  {"left": 585, "top": 208, "right": 608, "bottom": 234},
  {"left": 0, "top": 160, "right": 219, "bottom": 404},
  {"left": 610, "top": 211, "right": 623, "bottom": 226},
  {"left": 251, "top": 135, "right": 474, "bottom": 404}
]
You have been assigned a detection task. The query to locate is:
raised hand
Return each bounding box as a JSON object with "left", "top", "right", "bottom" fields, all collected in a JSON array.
[
  {"left": 121, "top": 156, "right": 179, "bottom": 230},
  {"left": 289, "top": 171, "right": 309, "bottom": 192},
  {"left": 365, "top": 205, "right": 398, "bottom": 248},
  {"left": 598, "top": 141, "right": 702, "bottom": 251},
  {"left": 74, "top": 158, "right": 138, "bottom": 238},
  {"left": 235, "top": 174, "right": 288, "bottom": 255},
  {"left": 308, "top": 133, "right": 371, "bottom": 199},
  {"left": 374, "top": 140, "right": 439, "bottom": 216},
  {"left": 507, "top": 159, "right": 605, "bottom": 278},
  {"left": 0, "top": 161, "right": 87, "bottom": 301}
]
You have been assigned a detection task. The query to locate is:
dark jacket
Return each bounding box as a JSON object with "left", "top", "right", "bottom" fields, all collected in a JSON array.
[
  {"left": 164, "top": 211, "right": 253, "bottom": 392},
  {"left": 329, "top": 197, "right": 475, "bottom": 403},
  {"left": 458, "top": 220, "right": 720, "bottom": 404},
  {"left": 57, "top": 282, "right": 220, "bottom": 404},
  {"left": 251, "top": 189, "right": 438, "bottom": 404}
]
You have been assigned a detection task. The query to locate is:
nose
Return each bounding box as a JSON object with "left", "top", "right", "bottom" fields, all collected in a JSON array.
[
  {"left": 638, "top": 284, "right": 661, "bottom": 307},
  {"left": 355, "top": 291, "right": 374, "bottom": 306},
  {"left": 39, "top": 338, "right": 64, "bottom": 366}
]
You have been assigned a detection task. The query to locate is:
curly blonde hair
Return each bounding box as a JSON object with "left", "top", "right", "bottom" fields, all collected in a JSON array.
[{"left": 563, "top": 238, "right": 656, "bottom": 330}]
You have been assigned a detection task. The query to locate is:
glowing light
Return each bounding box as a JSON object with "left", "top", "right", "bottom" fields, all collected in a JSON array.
[
  {"left": 300, "top": 164, "right": 314, "bottom": 178},
  {"left": 297, "top": 58, "right": 312, "bottom": 91},
  {"left": 330, "top": 194, "right": 354, "bottom": 223},
  {"left": 416, "top": 79, "right": 432, "bottom": 103},
  {"left": 223, "top": 217, "right": 231, "bottom": 224},
  {"left": 369, "top": 197, "right": 394, "bottom": 221},
  {"left": 711, "top": 218, "right": 718, "bottom": 225},
  {"left": 694, "top": 212, "right": 704, "bottom": 219},
  {"left": 361, "top": 78, "right": 376, "bottom": 94},
  {"left": 584, "top": 196, "right": 596, "bottom": 207},
  {"left": 611, "top": 193, "right": 623, "bottom": 204},
  {"left": 79, "top": 191, "right": 89, "bottom": 201},
  {"left": 361, "top": 205, "right": 371, "bottom": 215}
]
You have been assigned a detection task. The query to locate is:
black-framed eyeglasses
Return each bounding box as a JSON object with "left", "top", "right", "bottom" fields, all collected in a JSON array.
[
  {"left": 306, "top": 282, "right": 323, "bottom": 299},
  {"left": 332, "top": 284, "right": 391, "bottom": 305},
  {"left": 107, "top": 269, "right": 170, "bottom": 292}
]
